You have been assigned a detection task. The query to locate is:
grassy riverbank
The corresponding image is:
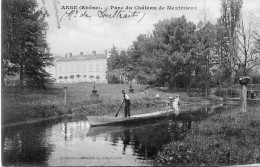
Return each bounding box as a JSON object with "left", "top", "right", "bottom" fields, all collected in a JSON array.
[
  {"left": 155, "top": 105, "right": 260, "bottom": 166},
  {"left": 2, "top": 82, "right": 213, "bottom": 125}
]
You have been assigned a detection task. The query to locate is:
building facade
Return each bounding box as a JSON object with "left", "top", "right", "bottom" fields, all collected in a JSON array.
[{"left": 48, "top": 51, "right": 108, "bottom": 83}]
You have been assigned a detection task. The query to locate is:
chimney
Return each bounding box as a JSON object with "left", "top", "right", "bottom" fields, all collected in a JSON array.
[
  {"left": 69, "top": 53, "right": 72, "bottom": 57},
  {"left": 80, "top": 52, "right": 83, "bottom": 56},
  {"left": 92, "top": 51, "right": 96, "bottom": 56},
  {"left": 65, "top": 53, "right": 67, "bottom": 58}
]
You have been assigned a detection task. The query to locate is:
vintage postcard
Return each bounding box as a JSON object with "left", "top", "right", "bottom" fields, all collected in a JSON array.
[{"left": 2, "top": 0, "right": 260, "bottom": 166}]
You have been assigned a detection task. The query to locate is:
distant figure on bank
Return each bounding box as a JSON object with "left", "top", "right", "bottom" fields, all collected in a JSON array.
[
  {"left": 122, "top": 90, "right": 131, "bottom": 117},
  {"left": 173, "top": 94, "right": 180, "bottom": 115},
  {"left": 156, "top": 93, "right": 160, "bottom": 99}
]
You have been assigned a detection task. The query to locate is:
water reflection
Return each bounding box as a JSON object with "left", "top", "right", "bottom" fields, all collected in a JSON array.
[
  {"left": 109, "top": 117, "right": 195, "bottom": 159},
  {"left": 2, "top": 105, "right": 234, "bottom": 166},
  {"left": 2, "top": 122, "right": 55, "bottom": 166}
]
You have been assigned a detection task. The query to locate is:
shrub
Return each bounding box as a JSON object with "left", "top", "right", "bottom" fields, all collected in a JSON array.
[
  {"left": 215, "top": 89, "right": 227, "bottom": 97},
  {"left": 215, "top": 88, "right": 240, "bottom": 98},
  {"left": 155, "top": 106, "right": 260, "bottom": 166},
  {"left": 227, "top": 89, "right": 240, "bottom": 98}
]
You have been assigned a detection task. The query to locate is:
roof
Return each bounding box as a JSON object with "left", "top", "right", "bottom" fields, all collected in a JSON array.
[{"left": 57, "top": 53, "right": 107, "bottom": 62}]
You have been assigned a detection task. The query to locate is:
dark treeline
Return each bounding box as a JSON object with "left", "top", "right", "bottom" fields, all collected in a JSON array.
[
  {"left": 2, "top": 0, "right": 53, "bottom": 89},
  {"left": 106, "top": 0, "right": 260, "bottom": 96}
]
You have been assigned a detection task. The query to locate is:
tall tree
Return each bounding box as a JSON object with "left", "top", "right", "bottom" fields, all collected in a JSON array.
[
  {"left": 2, "top": 0, "right": 53, "bottom": 89},
  {"left": 234, "top": 14, "right": 260, "bottom": 77},
  {"left": 215, "top": 19, "right": 231, "bottom": 87},
  {"left": 220, "top": 0, "right": 243, "bottom": 84},
  {"left": 128, "top": 34, "right": 158, "bottom": 84},
  {"left": 152, "top": 16, "right": 196, "bottom": 90},
  {"left": 195, "top": 21, "right": 217, "bottom": 97},
  {"left": 106, "top": 46, "right": 130, "bottom": 84}
]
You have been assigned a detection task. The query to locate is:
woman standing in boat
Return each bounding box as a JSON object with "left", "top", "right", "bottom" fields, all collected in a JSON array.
[{"left": 122, "top": 90, "right": 131, "bottom": 117}]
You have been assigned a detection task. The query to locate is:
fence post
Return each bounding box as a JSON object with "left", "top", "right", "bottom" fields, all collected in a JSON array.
[
  {"left": 64, "top": 86, "right": 67, "bottom": 104},
  {"left": 61, "top": 93, "right": 63, "bottom": 104},
  {"left": 226, "top": 89, "right": 228, "bottom": 98}
]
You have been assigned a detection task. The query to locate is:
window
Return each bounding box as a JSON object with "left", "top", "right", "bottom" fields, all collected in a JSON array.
[
  {"left": 84, "top": 64, "right": 87, "bottom": 72},
  {"left": 80, "top": 63, "right": 83, "bottom": 72},
  {"left": 65, "top": 64, "right": 68, "bottom": 72},
  {"left": 96, "top": 63, "right": 99, "bottom": 71},
  {"left": 71, "top": 64, "right": 73, "bottom": 72},
  {"left": 89, "top": 63, "right": 92, "bottom": 71},
  {"left": 57, "top": 64, "right": 62, "bottom": 72},
  {"left": 76, "top": 64, "right": 79, "bottom": 71},
  {"left": 62, "top": 64, "right": 66, "bottom": 72}
]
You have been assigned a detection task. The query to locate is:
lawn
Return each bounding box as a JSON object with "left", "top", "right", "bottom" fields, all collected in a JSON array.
[
  {"left": 2, "top": 82, "right": 212, "bottom": 125},
  {"left": 2, "top": 83, "right": 151, "bottom": 124},
  {"left": 55, "top": 82, "right": 148, "bottom": 102}
]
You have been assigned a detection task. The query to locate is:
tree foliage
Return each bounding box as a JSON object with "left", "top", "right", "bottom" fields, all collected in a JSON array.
[
  {"left": 106, "top": 2, "right": 260, "bottom": 94},
  {"left": 106, "top": 46, "right": 130, "bottom": 84},
  {"left": 1, "top": 0, "right": 53, "bottom": 89},
  {"left": 128, "top": 34, "right": 159, "bottom": 84},
  {"left": 194, "top": 21, "right": 219, "bottom": 96},
  {"left": 152, "top": 16, "right": 197, "bottom": 89}
]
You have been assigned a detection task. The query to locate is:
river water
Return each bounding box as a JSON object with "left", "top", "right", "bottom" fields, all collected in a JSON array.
[{"left": 2, "top": 105, "right": 234, "bottom": 166}]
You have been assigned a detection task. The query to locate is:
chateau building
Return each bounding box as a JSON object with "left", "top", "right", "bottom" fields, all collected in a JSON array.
[{"left": 48, "top": 51, "right": 108, "bottom": 83}]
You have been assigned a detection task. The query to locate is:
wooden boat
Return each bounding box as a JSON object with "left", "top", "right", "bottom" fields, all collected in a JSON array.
[
  {"left": 87, "top": 110, "right": 175, "bottom": 127},
  {"left": 87, "top": 119, "right": 166, "bottom": 136}
]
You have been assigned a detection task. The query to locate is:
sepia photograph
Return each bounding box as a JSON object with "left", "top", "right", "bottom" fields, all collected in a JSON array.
[{"left": 1, "top": 0, "right": 260, "bottom": 166}]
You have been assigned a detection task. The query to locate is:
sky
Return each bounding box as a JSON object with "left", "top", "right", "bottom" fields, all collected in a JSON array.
[{"left": 37, "top": 0, "right": 260, "bottom": 56}]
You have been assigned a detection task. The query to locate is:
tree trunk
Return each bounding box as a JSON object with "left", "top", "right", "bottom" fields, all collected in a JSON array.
[
  {"left": 1, "top": 59, "right": 5, "bottom": 88},
  {"left": 205, "top": 54, "right": 209, "bottom": 98},
  {"left": 186, "top": 69, "right": 191, "bottom": 93},
  {"left": 230, "top": 54, "right": 236, "bottom": 85},
  {"left": 229, "top": 25, "right": 237, "bottom": 85},
  {"left": 219, "top": 43, "right": 223, "bottom": 89},
  {"left": 19, "top": 60, "right": 24, "bottom": 89},
  {"left": 205, "top": 82, "right": 208, "bottom": 98},
  {"left": 174, "top": 76, "right": 177, "bottom": 91}
]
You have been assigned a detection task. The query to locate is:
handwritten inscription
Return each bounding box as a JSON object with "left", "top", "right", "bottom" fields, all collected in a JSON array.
[
  {"left": 59, "top": 9, "right": 146, "bottom": 24},
  {"left": 58, "top": 10, "right": 91, "bottom": 25},
  {"left": 98, "top": 8, "right": 144, "bottom": 19},
  {"left": 60, "top": 10, "right": 91, "bottom": 20}
]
